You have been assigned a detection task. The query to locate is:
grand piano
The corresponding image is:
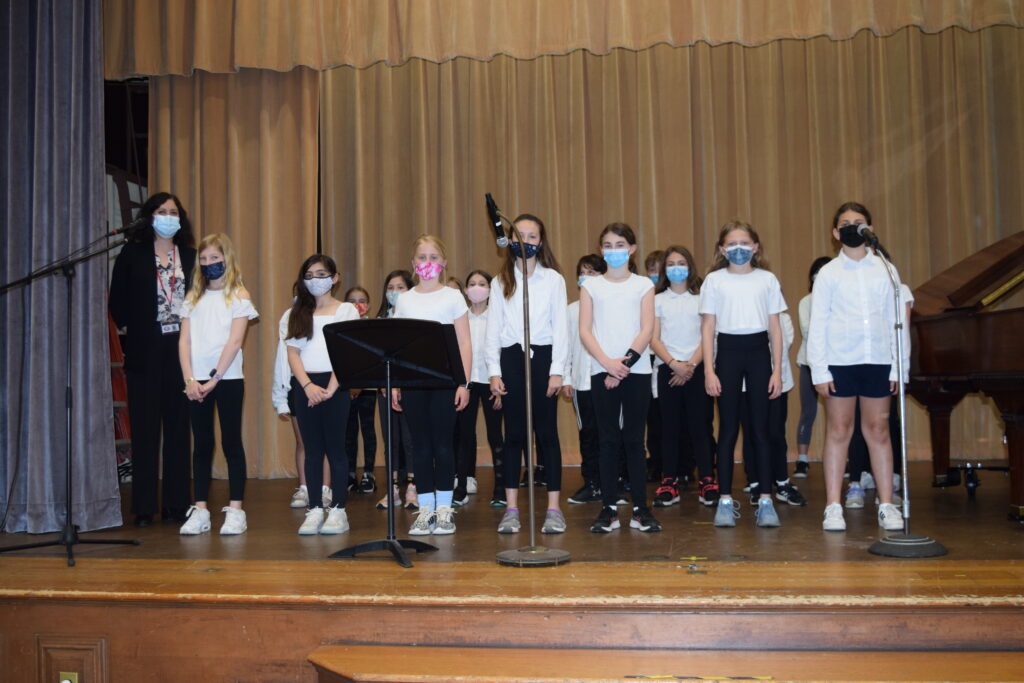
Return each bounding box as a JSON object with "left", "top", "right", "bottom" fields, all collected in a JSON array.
[{"left": 909, "top": 231, "right": 1024, "bottom": 522}]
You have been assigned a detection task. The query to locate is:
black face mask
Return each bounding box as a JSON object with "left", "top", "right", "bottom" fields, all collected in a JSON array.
[{"left": 838, "top": 224, "right": 866, "bottom": 247}]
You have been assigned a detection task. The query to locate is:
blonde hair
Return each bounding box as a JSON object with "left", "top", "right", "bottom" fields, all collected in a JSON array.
[
  {"left": 411, "top": 234, "right": 449, "bottom": 282},
  {"left": 187, "top": 233, "right": 246, "bottom": 305},
  {"left": 708, "top": 220, "right": 769, "bottom": 273}
]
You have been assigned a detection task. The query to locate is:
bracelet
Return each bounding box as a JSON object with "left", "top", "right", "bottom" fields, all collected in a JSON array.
[
  {"left": 186, "top": 377, "right": 197, "bottom": 384},
  {"left": 302, "top": 381, "right": 313, "bottom": 389}
]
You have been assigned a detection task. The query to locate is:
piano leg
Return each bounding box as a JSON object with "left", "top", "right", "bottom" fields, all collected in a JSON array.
[
  {"left": 984, "top": 389, "right": 1024, "bottom": 522},
  {"left": 923, "top": 398, "right": 964, "bottom": 487}
]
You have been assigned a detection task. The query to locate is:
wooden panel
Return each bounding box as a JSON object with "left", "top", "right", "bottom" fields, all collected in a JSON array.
[{"left": 36, "top": 634, "right": 107, "bottom": 683}]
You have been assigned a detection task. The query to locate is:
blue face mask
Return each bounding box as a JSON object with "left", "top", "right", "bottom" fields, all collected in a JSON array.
[
  {"left": 665, "top": 265, "right": 689, "bottom": 284},
  {"left": 201, "top": 261, "right": 226, "bottom": 280},
  {"left": 724, "top": 245, "right": 754, "bottom": 266},
  {"left": 153, "top": 214, "right": 180, "bottom": 239},
  {"left": 603, "top": 248, "right": 630, "bottom": 269},
  {"left": 510, "top": 241, "right": 540, "bottom": 259},
  {"left": 386, "top": 290, "right": 401, "bottom": 307},
  {"left": 577, "top": 275, "right": 589, "bottom": 287},
  {"left": 648, "top": 274, "right": 659, "bottom": 286}
]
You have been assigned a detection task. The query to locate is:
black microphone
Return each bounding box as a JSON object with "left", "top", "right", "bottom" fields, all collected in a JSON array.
[
  {"left": 857, "top": 224, "right": 879, "bottom": 247},
  {"left": 109, "top": 214, "right": 148, "bottom": 236},
  {"left": 485, "top": 193, "right": 508, "bottom": 248}
]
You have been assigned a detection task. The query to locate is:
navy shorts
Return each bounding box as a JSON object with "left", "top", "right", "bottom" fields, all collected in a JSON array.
[{"left": 828, "top": 364, "right": 892, "bottom": 398}]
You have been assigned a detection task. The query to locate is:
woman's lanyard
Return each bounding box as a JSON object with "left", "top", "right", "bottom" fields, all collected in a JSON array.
[{"left": 157, "top": 247, "right": 177, "bottom": 303}]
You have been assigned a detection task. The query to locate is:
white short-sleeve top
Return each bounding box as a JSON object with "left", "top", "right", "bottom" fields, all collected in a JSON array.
[
  {"left": 393, "top": 286, "right": 469, "bottom": 325},
  {"left": 581, "top": 273, "right": 654, "bottom": 376},
  {"left": 699, "top": 268, "right": 787, "bottom": 334},
  {"left": 285, "top": 303, "right": 361, "bottom": 374},
  {"left": 179, "top": 289, "right": 259, "bottom": 380},
  {"left": 653, "top": 289, "right": 702, "bottom": 367}
]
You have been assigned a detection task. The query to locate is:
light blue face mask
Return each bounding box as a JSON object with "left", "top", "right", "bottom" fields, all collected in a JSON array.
[
  {"left": 386, "top": 290, "right": 401, "bottom": 307},
  {"left": 153, "top": 214, "right": 180, "bottom": 239},
  {"left": 725, "top": 245, "right": 754, "bottom": 266},
  {"left": 577, "top": 275, "right": 589, "bottom": 287},
  {"left": 665, "top": 265, "right": 689, "bottom": 284},
  {"left": 603, "top": 248, "right": 630, "bottom": 269},
  {"left": 648, "top": 274, "right": 659, "bottom": 286}
]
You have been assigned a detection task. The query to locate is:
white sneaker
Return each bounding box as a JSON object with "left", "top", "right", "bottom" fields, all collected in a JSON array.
[
  {"left": 860, "top": 472, "right": 876, "bottom": 490},
  {"left": 404, "top": 483, "right": 419, "bottom": 510},
  {"left": 822, "top": 503, "right": 846, "bottom": 531},
  {"left": 298, "top": 507, "right": 324, "bottom": 535},
  {"left": 320, "top": 507, "right": 350, "bottom": 534},
  {"left": 376, "top": 484, "right": 400, "bottom": 509},
  {"left": 179, "top": 506, "right": 211, "bottom": 535},
  {"left": 875, "top": 492, "right": 903, "bottom": 506},
  {"left": 322, "top": 486, "right": 333, "bottom": 508},
  {"left": 219, "top": 507, "right": 247, "bottom": 535},
  {"left": 466, "top": 476, "right": 478, "bottom": 494},
  {"left": 878, "top": 503, "right": 904, "bottom": 531},
  {"left": 290, "top": 486, "right": 308, "bottom": 508},
  {"left": 845, "top": 483, "right": 865, "bottom": 509},
  {"left": 433, "top": 505, "right": 456, "bottom": 535},
  {"left": 409, "top": 507, "right": 434, "bottom": 535}
]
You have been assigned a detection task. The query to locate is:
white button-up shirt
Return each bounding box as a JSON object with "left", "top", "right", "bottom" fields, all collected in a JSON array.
[
  {"left": 807, "top": 251, "right": 910, "bottom": 385},
  {"left": 485, "top": 264, "right": 569, "bottom": 378}
]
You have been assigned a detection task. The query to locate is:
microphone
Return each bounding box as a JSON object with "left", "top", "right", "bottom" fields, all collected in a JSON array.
[
  {"left": 857, "top": 224, "right": 879, "bottom": 247},
  {"left": 109, "top": 214, "right": 148, "bottom": 236},
  {"left": 485, "top": 193, "right": 508, "bottom": 248}
]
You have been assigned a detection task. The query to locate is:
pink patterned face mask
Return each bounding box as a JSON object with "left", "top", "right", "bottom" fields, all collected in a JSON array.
[{"left": 415, "top": 261, "right": 443, "bottom": 280}]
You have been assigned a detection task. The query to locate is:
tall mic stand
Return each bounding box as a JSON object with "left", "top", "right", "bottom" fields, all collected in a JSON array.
[
  {"left": 0, "top": 231, "right": 141, "bottom": 566},
  {"left": 488, "top": 201, "right": 570, "bottom": 568},
  {"left": 867, "top": 238, "right": 947, "bottom": 558}
]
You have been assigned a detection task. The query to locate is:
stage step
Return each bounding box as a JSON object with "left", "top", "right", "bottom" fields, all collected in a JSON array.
[{"left": 309, "top": 645, "right": 1024, "bottom": 682}]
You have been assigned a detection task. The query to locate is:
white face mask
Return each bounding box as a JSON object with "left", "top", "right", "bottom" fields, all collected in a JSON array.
[{"left": 305, "top": 277, "right": 333, "bottom": 297}]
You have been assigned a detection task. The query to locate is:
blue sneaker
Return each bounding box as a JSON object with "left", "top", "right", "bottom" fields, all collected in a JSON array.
[
  {"left": 756, "top": 497, "right": 781, "bottom": 527},
  {"left": 714, "top": 498, "right": 739, "bottom": 527}
]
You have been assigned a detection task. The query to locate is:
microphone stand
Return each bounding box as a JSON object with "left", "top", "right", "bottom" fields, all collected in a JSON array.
[
  {"left": 867, "top": 237, "right": 947, "bottom": 558},
  {"left": 0, "top": 231, "right": 141, "bottom": 566},
  {"left": 491, "top": 205, "right": 570, "bottom": 568}
]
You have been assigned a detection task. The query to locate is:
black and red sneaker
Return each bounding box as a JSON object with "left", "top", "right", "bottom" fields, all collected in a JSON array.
[
  {"left": 590, "top": 506, "right": 620, "bottom": 533},
  {"left": 653, "top": 477, "right": 680, "bottom": 507},
  {"left": 698, "top": 477, "right": 720, "bottom": 507}
]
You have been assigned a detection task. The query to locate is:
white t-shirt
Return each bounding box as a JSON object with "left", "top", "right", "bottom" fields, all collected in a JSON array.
[
  {"left": 795, "top": 293, "right": 813, "bottom": 367},
  {"left": 653, "top": 289, "right": 702, "bottom": 367},
  {"left": 581, "top": 273, "right": 654, "bottom": 376},
  {"left": 179, "top": 289, "right": 259, "bottom": 380},
  {"left": 285, "top": 302, "right": 360, "bottom": 373},
  {"left": 485, "top": 264, "right": 569, "bottom": 378},
  {"left": 699, "top": 268, "right": 787, "bottom": 334},
  {"left": 468, "top": 309, "right": 490, "bottom": 384},
  {"left": 393, "top": 286, "right": 469, "bottom": 325}
]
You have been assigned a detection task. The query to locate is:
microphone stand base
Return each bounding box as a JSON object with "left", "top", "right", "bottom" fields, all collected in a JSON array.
[
  {"left": 496, "top": 546, "right": 572, "bottom": 568},
  {"left": 868, "top": 533, "right": 948, "bottom": 558}
]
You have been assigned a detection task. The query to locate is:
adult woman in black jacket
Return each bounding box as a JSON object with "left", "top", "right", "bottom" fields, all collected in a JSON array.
[{"left": 109, "top": 192, "right": 196, "bottom": 527}]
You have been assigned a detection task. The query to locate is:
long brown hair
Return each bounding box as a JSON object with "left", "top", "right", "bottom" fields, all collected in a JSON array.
[
  {"left": 708, "top": 220, "right": 769, "bottom": 273},
  {"left": 287, "top": 254, "right": 338, "bottom": 341},
  {"left": 655, "top": 245, "right": 702, "bottom": 295},
  {"left": 498, "top": 213, "right": 562, "bottom": 299},
  {"left": 598, "top": 222, "right": 639, "bottom": 274}
]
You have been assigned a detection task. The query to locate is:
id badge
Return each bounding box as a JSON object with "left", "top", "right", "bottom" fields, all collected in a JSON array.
[{"left": 161, "top": 323, "right": 180, "bottom": 335}]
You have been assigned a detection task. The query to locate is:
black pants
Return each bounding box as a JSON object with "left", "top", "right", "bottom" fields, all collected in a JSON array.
[
  {"left": 500, "top": 344, "right": 562, "bottom": 492},
  {"left": 657, "top": 363, "right": 715, "bottom": 481},
  {"left": 402, "top": 388, "right": 456, "bottom": 494},
  {"left": 741, "top": 390, "right": 789, "bottom": 490},
  {"left": 457, "top": 382, "right": 504, "bottom": 490},
  {"left": 292, "top": 374, "right": 350, "bottom": 508},
  {"left": 345, "top": 390, "right": 378, "bottom": 473},
  {"left": 125, "top": 333, "right": 191, "bottom": 516},
  {"left": 848, "top": 396, "right": 899, "bottom": 481},
  {"left": 592, "top": 372, "right": 651, "bottom": 508},
  {"left": 574, "top": 389, "right": 601, "bottom": 485},
  {"left": 646, "top": 397, "right": 662, "bottom": 474},
  {"left": 189, "top": 378, "right": 246, "bottom": 503},
  {"left": 377, "top": 393, "right": 414, "bottom": 482},
  {"left": 714, "top": 332, "right": 773, "bottom": 498}
]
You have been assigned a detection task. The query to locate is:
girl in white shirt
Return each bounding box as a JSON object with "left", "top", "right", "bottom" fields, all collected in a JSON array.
[
  {"left": 580, "top": 222, "right": 659, "bottom": 534},
  {"left": 454, "top": 270, "right": 505, "bottom": 507},
  {"left": 808, "top": 202, "right": 907, "bottom": 533},
  {"left": 343, "top": 285, "right": 378, "bottom": 495},
  {"left": 177, "top": 234, "right": 258, "bottom": 536},
  {"left": 487, "top": 214, "right": 569, "bottom": 535},
  {"left": 700, "top": 221, "right": 786, "bottom": 529},
  {"left": 392, "top": 235, "right": 473, "bottom": 536},
  {"left": 287, "top": 255, "right": 360, "bottom": 535},
  {"left": 650, "top": 245, "right": 718, "bottom": 508},
  {"left": 793, "top": 257, "right": 833, "bottom": 479}
]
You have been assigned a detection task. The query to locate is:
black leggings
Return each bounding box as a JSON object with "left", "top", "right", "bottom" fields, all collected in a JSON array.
[
  {"left": 457, "top": 382, "right": 504, "bottom": 490},
  {"left": 345, "top": 390, "right": 378, "bottom": 472},
  {"left": 796, "top": 364, "right": 818, "bottom": 446},
  {"left": 377, "top": 392, "right": 414, "bottom": 482},
  {"left": 401, "top": 388, "right": 457, "bottom": 494},
  {"left": 714, "top": 332, "right": 773, "bottom": 498},
  {"left": 657, "top": 363, "right": 715, "bottom": 481},
  {"left": 189, "top": 378, "right": 246, "bottom": 503},
  {"left": 741, "top": 390, "right": 789, "bottom": 489},
  {"left": 592, "top": 372, "right": 651, "bottom": 508},
  {"left": 500, "top": 344, "right": 563, "bottom": 492},
  {"left": 573, "top": 389, "right": 601, "bottom": 485},
  {"left": 292, "top": 374, "right": 351, "bottom": 508}
]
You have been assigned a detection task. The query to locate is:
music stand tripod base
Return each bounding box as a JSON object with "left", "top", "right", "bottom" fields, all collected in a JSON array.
[
  {"left": 868, "top": 533, "right": 948, "bottom": 558},
  {"left": 496, "top": 546, "right": 572, "bottom": 567},
  {"left": 329, "top": 538, "right": 437, "bottom": 569}
]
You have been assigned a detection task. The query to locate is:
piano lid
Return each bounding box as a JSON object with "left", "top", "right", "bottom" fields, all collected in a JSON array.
[{"left": 912, "top": 231, "right": 1024, "bottom": 318}]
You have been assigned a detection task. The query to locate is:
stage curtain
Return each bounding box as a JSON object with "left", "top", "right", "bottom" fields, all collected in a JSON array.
[
  {"left": 148, "top": 67, "right": 319, "bottom": 479},
  {"left": 320, "top": 25, "right": 1024, "bottom": 462},
  {"left": 103, "top": 0, "right": 1022, "bottom": 78},
  {"left": 1, "top": 0, "right": 121, "bottom": 532}
]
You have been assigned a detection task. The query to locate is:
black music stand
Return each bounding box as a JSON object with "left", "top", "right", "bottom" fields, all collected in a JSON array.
[{"left": 322, "top": 318, "right": 465, "bottom": 568}]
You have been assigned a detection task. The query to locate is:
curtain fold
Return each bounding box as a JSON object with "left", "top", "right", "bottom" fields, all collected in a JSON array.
[
  {"left": 1, "top": 0, "right": 120, "bottom": 532},
  {"left": 320, "top": 25, "right": 1024, "bottom": 462},
  {"left": 148, "top": 67, "right": 319, "bottom": 479},
  {"left": 103, "top": 0, "right": 1023, "bottom": 78}
]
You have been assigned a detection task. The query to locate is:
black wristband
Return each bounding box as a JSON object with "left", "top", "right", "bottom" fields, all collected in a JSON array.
[{"left": 623, "top": 348, "right": 641, "bottom": 368}]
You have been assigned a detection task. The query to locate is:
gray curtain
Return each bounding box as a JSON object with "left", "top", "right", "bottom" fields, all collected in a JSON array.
[{"left": 0, "top": 0, "right": 121, "bottom": 533}]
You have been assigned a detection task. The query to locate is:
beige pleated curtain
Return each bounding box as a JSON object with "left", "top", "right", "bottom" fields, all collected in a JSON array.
[{"left": 134, "top": 1, "right": 1024, "bottom": 478}]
